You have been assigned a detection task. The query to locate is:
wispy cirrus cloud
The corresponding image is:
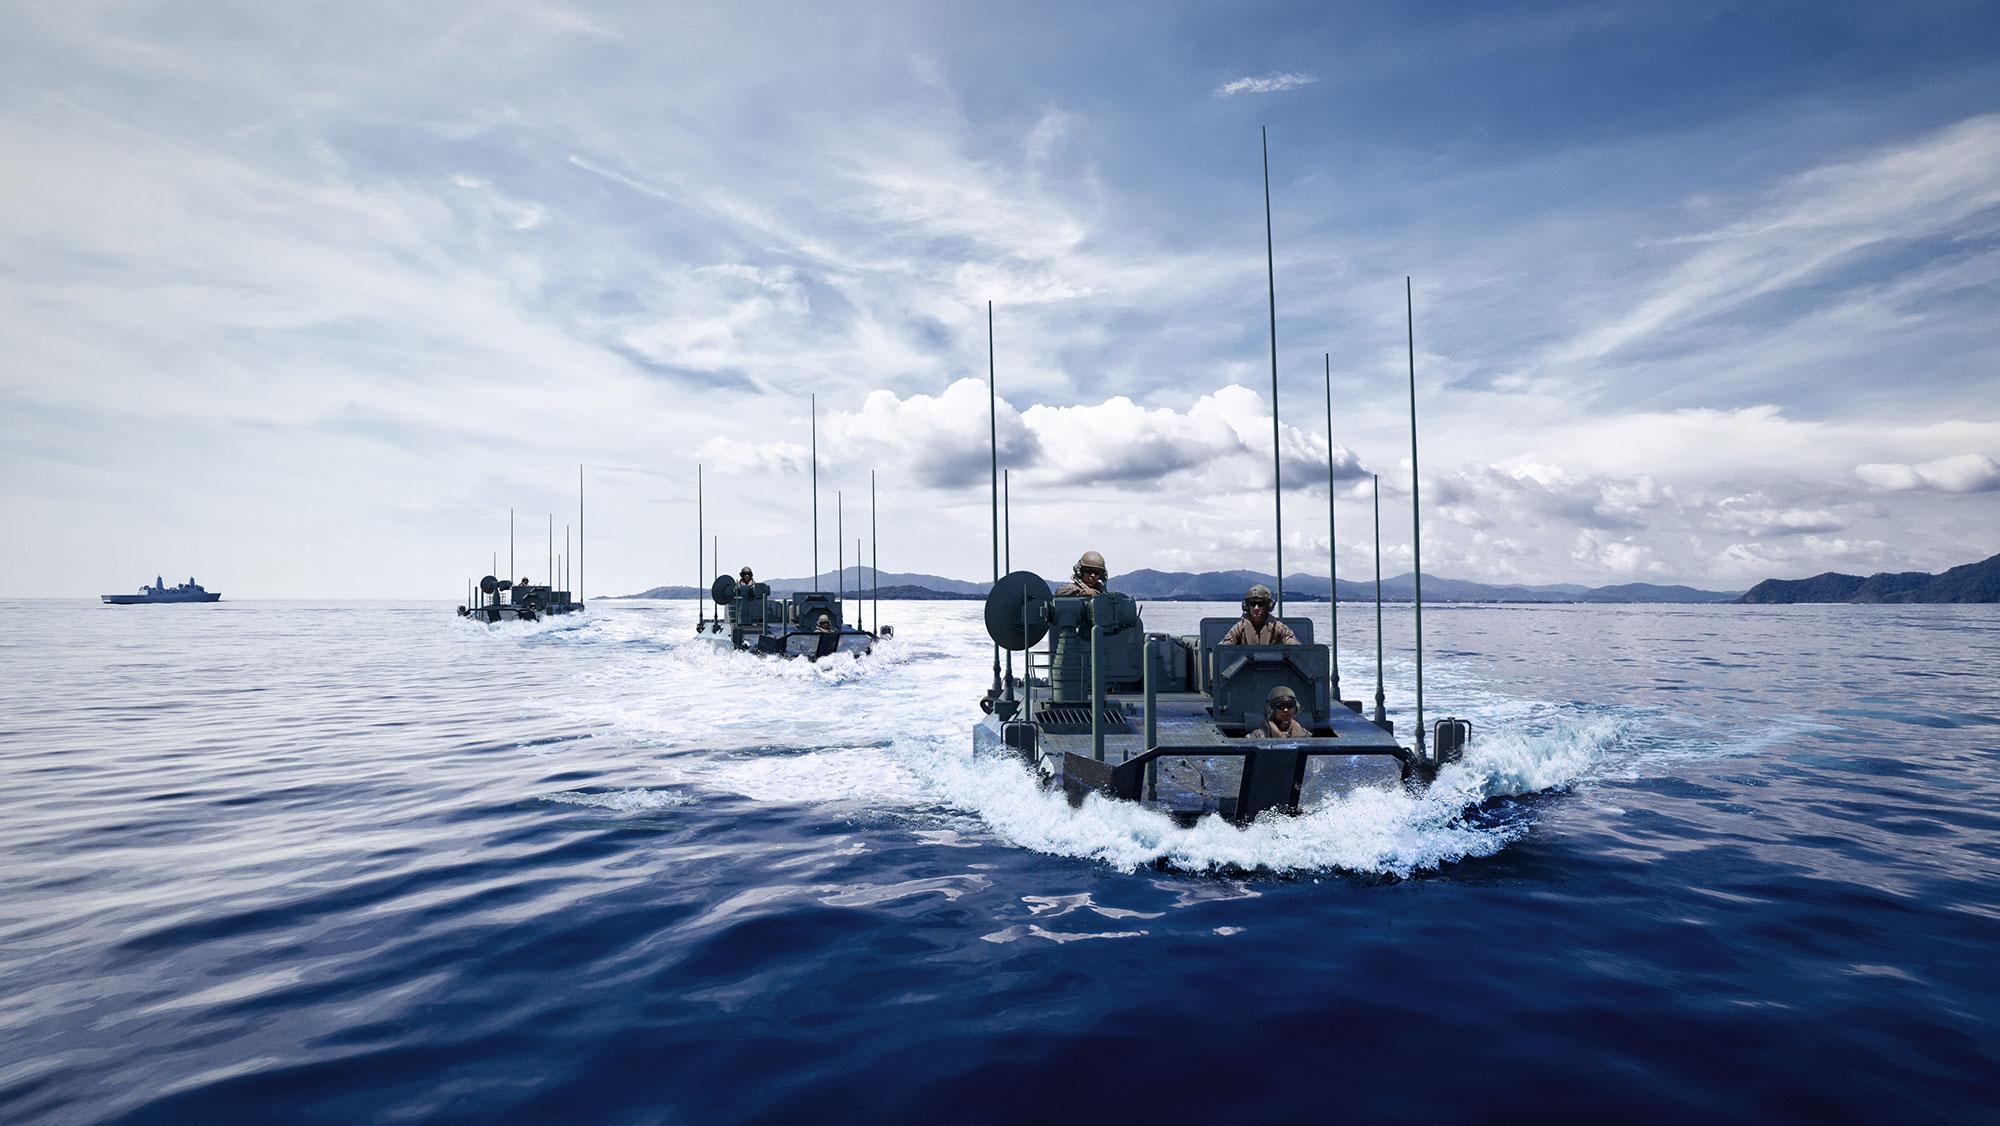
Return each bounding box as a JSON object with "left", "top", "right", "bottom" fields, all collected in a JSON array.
[
  {"left": 1215, "top": 72, "right": 1317, "bottom": 97},
  {"left": 3, "top": 2, "right": 1998, "bottom": 594}
]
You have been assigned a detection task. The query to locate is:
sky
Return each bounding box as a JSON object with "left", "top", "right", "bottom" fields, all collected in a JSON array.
[{"left": 4, "top": 0, "right": 1998, "bottom": 598}]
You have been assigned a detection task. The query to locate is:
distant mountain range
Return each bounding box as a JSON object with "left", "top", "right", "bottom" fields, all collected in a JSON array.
[
  {"left": 1737, "top": 551, "right": 2000, "bottom": 603},
  {"left": 616, "top": 565, "right": 1739, "bottom": 604}
]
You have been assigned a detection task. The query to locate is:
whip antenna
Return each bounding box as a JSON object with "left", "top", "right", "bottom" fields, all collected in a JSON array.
[
  {"left": 697, "top": 465, "right": 705, "bottom": 631},
  {"left": 1373, "top": 474, "right": 1387, "bottom": 727},
  {"left": 987, "top": 301, "right": 1001, "bottom": 702},
  {"left": 1262, "top": 125, "right": 1284, "bottom": 614},
  {"left": 1325, "top": 351, "right": 1341, "bottom": 702},
  {"left": 810, "top": 395, "right": 820, "bottom": 593},
  {"left": 871, "top": 470, "right": 879, "bottom": 635},
  {"left": 1406, "top": 278, "right": 1426, "bottom": 757}
]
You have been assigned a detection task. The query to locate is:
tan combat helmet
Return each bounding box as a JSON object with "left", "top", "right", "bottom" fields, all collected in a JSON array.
[
  {"left": 1073, "top": 550, "right": 1108, "bottom": 587},
  {"left": 1265, "top": 684, "right": 1299, "bottom": 719},
  {"left": 1244, "top": 583, "right": 1274, "bottom": 612},
  {"left": 739, "top": 566, "right": 755, "bottom": 581}
]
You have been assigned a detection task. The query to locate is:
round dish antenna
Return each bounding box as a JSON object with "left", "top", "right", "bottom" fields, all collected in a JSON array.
[
  {"left": 984, "top": 570, "right": 1053, "bottom": 651},
  {"left": 711, "top": 575, "right": 739, "bottom": 604}
]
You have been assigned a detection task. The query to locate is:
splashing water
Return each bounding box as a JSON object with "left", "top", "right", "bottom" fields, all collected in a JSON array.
[{"left": 539, "top": 601, "right": 1650, "bottom": 877}]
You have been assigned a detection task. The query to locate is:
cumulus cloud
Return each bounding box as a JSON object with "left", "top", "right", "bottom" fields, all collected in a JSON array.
[
  {"left": 1428, "top": 461, "right": 1672, "bottom": 531},
  {"left": 706, "top": 382, "right": 1373, "bottom": 493},
  {"left": 1572, "top": 530, "right": 1660, "bottom": 575},
  {"left": 1854, "top": 453, "right": 2000, "bottom": 493},
  {"left": 1710, "top": 494, "right": 1844, "bottom": 536},
  {"left": 1021, "top": 384, "right": 1367, "bottom": 488},
  {"left": 1215, "top": 73, "right": 1318, "bottom": 97},
  {"left": 825, "top": 379, "right": 1040, "bottom": 488}
]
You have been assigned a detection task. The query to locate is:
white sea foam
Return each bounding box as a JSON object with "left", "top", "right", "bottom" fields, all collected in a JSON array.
[
  {"left": 531, "top": 601, "right": 1646, "bottom": 876},
  {"left": 542, "top": 788, "right": 695, "bottom": 812}
]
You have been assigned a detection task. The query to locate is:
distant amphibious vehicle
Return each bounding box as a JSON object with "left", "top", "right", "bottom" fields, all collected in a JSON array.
[
  {"left": 458, "top": 469, "right": 587, "bottom": 624},
  {"left": 102, "top": 576, "right": 221, "bottom": 605},
  {"left": 692, "top": 396, "right": 891, "bottom": 662}
]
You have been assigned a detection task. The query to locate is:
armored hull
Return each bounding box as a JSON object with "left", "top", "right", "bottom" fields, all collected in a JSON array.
[
  {"left": 705, "top": 577, "right": 878, "bottom": 660},
  {"left": 460, "top": 576, "right": 581, "bottom": 623},
  {"left": 973, "top": 576, "right": 1465, "bottom": 826},
  {"left": 975, "top": 688, "right": 1412, "bottom": 823}
]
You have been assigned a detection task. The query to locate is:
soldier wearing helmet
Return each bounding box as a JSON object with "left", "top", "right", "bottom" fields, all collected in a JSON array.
[
  {"left": 1246, "top": 685, "right": 1310, "bottom": 739},
  {"left": 738, "top": 566, "right": 755, "bottom": 583},
  {"left": 1222, "top": 583, "right": 1298, "bottom": 646},
  {"left": 1054, "top": 550, "right": 1109, "bottom": 597}
]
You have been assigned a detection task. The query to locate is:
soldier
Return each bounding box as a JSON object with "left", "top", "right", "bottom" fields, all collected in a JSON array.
[
  {"left": 814, "top": 612, "right": 835, "bottom": 633},
  {"left": 1053, "top": 550, "right": 1109, "bottom": 596},
  {"left": 738, "top": 566, "right": 755, "bottom": 584},
  {"left": 1221, "top": 583, "right": 1298, "bottom": 646},
  {"left": 1246, "top": 685, "right": 1311, "bottom": 739}
]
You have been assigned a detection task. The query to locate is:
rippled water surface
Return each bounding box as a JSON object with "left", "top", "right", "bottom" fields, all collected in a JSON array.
[{"left": 4, "top": 598, "right": 1998, "bottom": 1121}]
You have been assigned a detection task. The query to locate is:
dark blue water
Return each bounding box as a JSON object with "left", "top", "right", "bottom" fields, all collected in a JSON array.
[{"left": 4, "top": 599, "right": 1997, "bottom": 1121}]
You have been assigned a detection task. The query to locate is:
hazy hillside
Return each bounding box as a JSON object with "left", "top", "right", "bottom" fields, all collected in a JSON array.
[
  {"left": 620, "top": 567, "right": 1739, "bottom": 603},
  {"left": 1737, "top": 552, "right": 2000, "bottom": 603}
]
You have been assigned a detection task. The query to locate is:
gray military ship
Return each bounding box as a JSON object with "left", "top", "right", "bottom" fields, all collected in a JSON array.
[{"left": 102, "top": 576, "right": 221, "bottom": 605}]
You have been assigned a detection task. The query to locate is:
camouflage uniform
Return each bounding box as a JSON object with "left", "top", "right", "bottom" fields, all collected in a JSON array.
[
  {"left": 1221, "top": 583, "right": 1298, "bottom": 645},
  {"left": 1222, "top": 617, "right": 1298, "bottom": 645}
]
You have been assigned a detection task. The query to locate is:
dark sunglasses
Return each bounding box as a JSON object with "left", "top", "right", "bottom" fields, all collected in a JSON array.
[
  {"left": 1246, "top": 598, "right": 1272, "bottom": 608},
  {"left": 1272, "top": 700, "right": 1297, "bottom": 711},
  {"left": 1080, "top": 568, "right": 1106, "bottom": 579}
]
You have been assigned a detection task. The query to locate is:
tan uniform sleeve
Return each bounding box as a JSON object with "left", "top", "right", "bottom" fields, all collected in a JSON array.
[
  {"left": 1222, "top": 619, "right": 1250, "bottom": 645},
  {"left": 1275, "top": 620, "right": 1299, "bottom": 645}
]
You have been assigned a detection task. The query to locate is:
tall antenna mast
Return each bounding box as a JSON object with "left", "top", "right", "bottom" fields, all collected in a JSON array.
[
  {"left": 1003, "top": 469, "right": 1011, "bottom": 573},
  {"left": 1003, "top": 467, "right": 1014, "bottom": 696},
  {"left": 1406, "top": 277, "right": 1426, "bottom": 757},
  {"left": 547, "top": 513, "right": 553, "bottom": 589},
  {"left": 1324, "top": 352, "right": 1341, "bottom": 702},
  {"left": 870, "top": 470, "right": 879, "bottom": 635},
  {"left": 1262, "top": 125, "right": 1285, "bottom": 615},
  {"left": 1373, "top": 474, "right": 1386, "bottom": 727},
  {"left": 509, "top": 508, "right": 515, "bottom": 583},
  {"left": 837, "top": 490, "right": 844, "bottom": 620},
  {"left": 810, "top": 394, "right": 820, "bottom": 592},
  {"left": 697, "top": 464, "right": 705, "bottom": 631},
  {"left": 987, "top": 300, "right": 1001, "bottom": 701},
  {"left": 577, "top": 465, "right": 584, "bottom": 607}
]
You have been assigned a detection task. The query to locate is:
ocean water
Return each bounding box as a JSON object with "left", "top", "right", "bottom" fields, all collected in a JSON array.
[{"left": 3, "top": 598, "right": 1997, "bottom": 1121}]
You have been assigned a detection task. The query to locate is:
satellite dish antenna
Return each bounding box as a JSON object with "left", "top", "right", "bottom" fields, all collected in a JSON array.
[
  {"left": 711, "top": 575, "right": 739, "bottom": 604},
  {"left": 479, "top": 575, "right": 500, "bottom": 596},
  {"left": 984, "top": 570, "right": 1053, "bottom": 651}
]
